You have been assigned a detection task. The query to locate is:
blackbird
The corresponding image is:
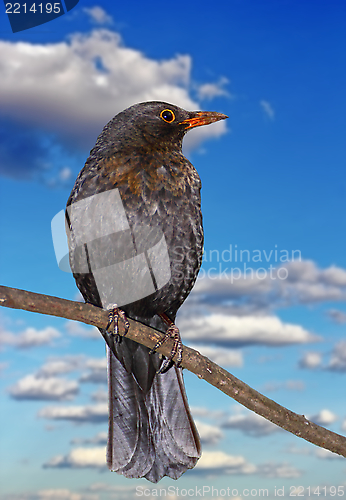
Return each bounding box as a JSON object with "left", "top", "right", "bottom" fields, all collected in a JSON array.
[{"left": 66, "top": 101, "right": 227, "bottom": 482}]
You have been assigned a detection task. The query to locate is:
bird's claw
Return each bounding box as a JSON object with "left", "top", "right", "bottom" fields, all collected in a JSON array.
[
  {"left": 106, "top": 304, "right": 130, "bottom": 343},
  {"left": 149, "top": 324, "right": 183, "bottom": 374}
]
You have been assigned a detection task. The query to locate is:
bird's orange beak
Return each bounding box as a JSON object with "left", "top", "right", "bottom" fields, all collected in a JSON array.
[{"left": 180, "top": 111, "right": 228, "bottom": 129}]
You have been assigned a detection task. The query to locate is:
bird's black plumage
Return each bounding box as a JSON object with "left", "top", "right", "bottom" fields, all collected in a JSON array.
[{"left": 66, "top": 101, "right": 227, "bottom": 482}]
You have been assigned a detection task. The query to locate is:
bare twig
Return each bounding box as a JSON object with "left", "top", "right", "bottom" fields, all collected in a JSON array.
[{"left": 1, "top": 284, "right": 345, "bottom": 458}]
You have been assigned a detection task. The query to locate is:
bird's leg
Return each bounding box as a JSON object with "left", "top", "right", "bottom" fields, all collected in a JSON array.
[
  {"left": 106, "top": 304, "right": 130, "bottom": 343},
  {"left": 149, "top": 312, "right": 183, "bottom": 373}
]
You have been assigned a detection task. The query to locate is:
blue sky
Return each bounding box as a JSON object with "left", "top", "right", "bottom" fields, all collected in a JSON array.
[{"left": 1, "top": 1, "right": 346, "bottom": 499}]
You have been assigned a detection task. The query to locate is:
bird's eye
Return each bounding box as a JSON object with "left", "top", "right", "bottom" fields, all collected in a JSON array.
[{"left": 160, "top": 109, "right": 175, "bottom": 123}]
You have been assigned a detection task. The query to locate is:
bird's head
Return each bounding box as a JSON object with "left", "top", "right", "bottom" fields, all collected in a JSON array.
[{"left": 94, "top": 101, "right": 228, "bottom": 154}]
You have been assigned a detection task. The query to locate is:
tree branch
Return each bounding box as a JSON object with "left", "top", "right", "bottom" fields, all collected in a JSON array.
[{"left": 1, "top": 284, "right": 345, "bottom": 458}]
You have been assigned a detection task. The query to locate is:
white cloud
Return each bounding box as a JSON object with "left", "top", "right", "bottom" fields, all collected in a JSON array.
[
  {"left": 80, "top": 371, "right": 107, "bottom": 384},
  {"left": 39, "top": 490, "right": 97, "bottom": 500},
  {"left": 188, "top": 344, "right": 243, "bottom": 366},
  {"left": 191, "top": 406, "right": 226, "bottom": 419},
  {"left": 7, "top": 354, "right": 109, "bottom": 403},
  {"left": 300, "top": 342, "right": 346, "bottom": 373},
  {"left": 189, "top": 260, "right": 346, "bottom": 315},
  {"left": 221, "top": 412, "right": 279, "bottom": 437},
  {"left": 315, "top": 448, "right": 344, "bottom": 460},
  {"left": 309, "top": 409, "right": 338, "bottom": 426},
  {"left": 59, "top": 166, "right": 73, "bottom": 180},
  {"left": 44, "top": 446, "right": 107, "bottom": 469},
  {"left": 180, "top": 314, "right": 318, "bottom": 347},
  {"left": 80, "top": 357, "right": 107, "bottom": 384},
  {"left": 300, "top": 340, "right": 346, "bottom": 373},
  {"left": 35, "top": 354, "right": 106, "bottom": 379},
  {"left": 86, "top": 483, "right": 139, "bottom": 499},
  {"left": 326, "top": 340, "right": 346, "bottom": 371},
  {"left": 84, "top": 6, "right": 113, "bottom": 25},
  {"left": 322, "top": 265, "right": 346, "bottom": 286},
  {"left": 0, "top": 361, "right": 9, "bottom": 372},
  {"left": 46, "top": 165, "right": 74, "bottom": 188},
  {"left": 0, "top": 326, "right": 60, "bottom": 349},
  {"left": 8, "top": 374, "right": 78, "bottom": 401},
  {"left": 91, "top": 388, "right": 108, "bottom": 402},
  {"left": 285, "top": 444, "right": 312, "bottom": 456},
  {"left": 328, "top": 309, "right": 346, "bottom": 324},
  {"left": 299, "top": 351, "right": 323, "bottom": 369},
  {"left": 197, "top": 77, "right": 230, "bottom": 100},
  {"left": 85, "top": 358, "right": 107, "bottom": 370},
  {"left": 287, "top": 444, "right": 344, "bottom": 461},
  {"left": 258, "top": 462, "right": 301, "bottom": 478},
  {"left": 48, "top": 446, "right": 261, "bottom": 479},
  {"left": 195, "top": 420, "right": 223, "bottom": 445},
  {"left": 260, "top": 100, "right": 275, "bottom": 120},
  {"left": 38, "top": 403, "right": 108, "bottom": 423},
  {"left": 1, "top": 489, "right": 98, "bottom": 500},
  {"left": 71, "top": 431, "right": 108, "bottom": 445},
  {"left": 281, "top": 380, "right": 306, "bottom": 391},
  {"left": 262, "top": 379, "right": 305, "bottom": 392},
  {"left": 195, "top": 451, "right": 256, "bottom": 475},
  {"left": 65, "top": 321, "right": 100, "bottom": 339},
  {"left": 37, "top": 356, "right": 84, "bottom": 376},
  {"left": 0, "top": 29, "right": 227, "bottom": 152}
]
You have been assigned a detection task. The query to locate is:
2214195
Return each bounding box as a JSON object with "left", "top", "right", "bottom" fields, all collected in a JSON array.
[{"left": 5, "top": 3, "right": 61, "bottom": 14}]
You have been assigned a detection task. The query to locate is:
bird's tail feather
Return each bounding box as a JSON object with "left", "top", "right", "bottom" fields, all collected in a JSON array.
[{"left": 106, "top": 344, "right": 201, "bottom": 482}]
